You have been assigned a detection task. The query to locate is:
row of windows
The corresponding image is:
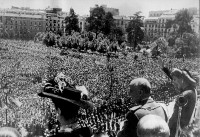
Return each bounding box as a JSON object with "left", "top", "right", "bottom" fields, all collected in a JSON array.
[
  {"left": 6, "top": 17, "right": 44, "bottom": 20},
  {"left": 145, "top": 28, "right": 171, "bottom": 32},
  {"left": 144, "top": 24, "right": 165, "bottom": 28},
  {"left": 116, "top": 21, "right": 129, "bottom": 26},
  {"left": 6, "top": 20, "right": 42, "bottom": 26},
  {"left": 145, "top": 28, "right": 166, "bottom": 32},
  {"left": 46, "top": 22, "right": 63, "bottom": 26},
  {"left": 148, "top": 33, "right": 167, "bottom": 37},
  {"left": 5, "top": 25, "right": 43, "bottom": 30},
  {"left": 46, "top": 27, "right": 60, "bottom": 31}
]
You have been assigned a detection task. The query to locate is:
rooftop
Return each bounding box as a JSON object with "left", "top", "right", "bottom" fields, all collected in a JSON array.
[
  {"left": 113, "top": 15, "right": 132, "bottom": 20},
  {"left": 144, "top": 17, "right": 159, "bottom": 20},
  {"left": 0, "top": 12, "right": 45, "bottom": 18}
]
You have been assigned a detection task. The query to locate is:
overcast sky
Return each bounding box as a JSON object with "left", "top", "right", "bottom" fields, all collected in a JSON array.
[{"left": 0, "top": 0, "right": 199, "bottom": 17}]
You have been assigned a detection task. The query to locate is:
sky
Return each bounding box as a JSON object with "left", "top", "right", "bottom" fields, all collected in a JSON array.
[{"left": 0, "top": 0, "right": 199, "bottom": 17}]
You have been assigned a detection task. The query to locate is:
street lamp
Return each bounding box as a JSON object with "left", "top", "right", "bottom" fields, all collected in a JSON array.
[{"left": 63, "top": 21, "right": 66, "bottom": 36}]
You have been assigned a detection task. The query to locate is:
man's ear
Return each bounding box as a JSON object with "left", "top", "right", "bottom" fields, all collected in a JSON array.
[{"left": 57, "top": 108, "right": 61, "bottom": 115}]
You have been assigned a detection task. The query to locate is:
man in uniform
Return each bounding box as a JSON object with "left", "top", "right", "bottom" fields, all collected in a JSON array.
[{"left": 117, "top": 78, "right": 168, "bottom": 137}]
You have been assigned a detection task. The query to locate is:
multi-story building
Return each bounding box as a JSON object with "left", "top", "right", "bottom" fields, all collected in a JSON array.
[
  {"left": 191, "top": 14, "right": 199, "bottom": 34},
  {"left": 78, "top": 15, "right": 89, "bottom": 32},
  {"left": 144, "top": 9, "right": 179, "bottom": 39},
  {"left": 90, "top": 4, "right": 119, "bottom": 16},
  {"left": 113, "top": 15, "right": 133, "bottom": 32},
  {"left": 149, "top": 10, "right": 168, "bottom": 17},
  {"left": 45, "top": 7, "right": 68, "bottom": 34},
  {"left": 0, "top": 6, "right": 46, "bottom": 39}
]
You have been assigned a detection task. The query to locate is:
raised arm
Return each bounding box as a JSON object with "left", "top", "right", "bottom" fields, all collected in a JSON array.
[{"left": 158, "top": 58, "right": 172, "bottom": 80}]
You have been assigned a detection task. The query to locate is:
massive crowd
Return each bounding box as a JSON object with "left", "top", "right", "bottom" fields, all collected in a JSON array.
[{"left": 0, "top": 39, "right": 199, "bottom": 137}]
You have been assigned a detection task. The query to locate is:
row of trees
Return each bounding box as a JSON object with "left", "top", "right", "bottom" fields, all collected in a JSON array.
[
  {"left": 64, "top": 5, "right": 144, "bottom": 49},
  {"left": 64, "top": 6, "right": 199, "bottom": 56}
]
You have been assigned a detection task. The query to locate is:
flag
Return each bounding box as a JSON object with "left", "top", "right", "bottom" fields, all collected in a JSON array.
[{"left": 7, "top": 96, "right": 22, "bottom": 109}]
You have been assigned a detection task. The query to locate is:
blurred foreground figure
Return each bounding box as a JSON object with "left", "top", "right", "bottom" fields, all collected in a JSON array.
[
  {"left": 38, "top": 72, "right": 94, "bottom": 137},
  {"left": 117, "top": 78, "right": 168, "bottom": 137},
  {"left": 0, "top": 127, "right": 21, "bottom": 137},
  {"left": 137, "top": 114, "right": 170, "bottom": 137}
]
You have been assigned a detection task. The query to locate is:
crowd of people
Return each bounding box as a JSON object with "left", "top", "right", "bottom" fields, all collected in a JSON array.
[{"left": 0, "top": 39, "right": 200, "bottom": 137}]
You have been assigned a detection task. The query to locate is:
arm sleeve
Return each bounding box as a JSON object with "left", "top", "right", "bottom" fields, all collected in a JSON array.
[
  {"left": 117, "top": 111, "right": 138, "bottom": 137},
  {"left": 162, "top": 67, "right": 172, "bottom": 80}
]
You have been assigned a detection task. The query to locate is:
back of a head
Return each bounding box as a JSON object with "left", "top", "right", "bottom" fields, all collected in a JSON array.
[
  {"left": 0, "top": 127, "right": 21, "bottom": 137},
  {"left": 137, "top": 114, "right": 170, "bottom": 137},
  {"left": 129, "top": 78, "right": 151, "bottom": 102}
]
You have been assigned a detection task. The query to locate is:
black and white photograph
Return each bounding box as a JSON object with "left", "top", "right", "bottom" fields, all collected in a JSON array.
[{"left": 0, "top": 0, "right": 199, "bottom": 137}]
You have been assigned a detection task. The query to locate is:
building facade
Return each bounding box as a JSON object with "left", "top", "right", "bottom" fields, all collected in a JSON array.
[
  {"left": 144, "top": 9, "right": 178, "bottom": 39},
  {"left": 0, "top": 7, "right": 46, "bottom": 39},
  {"left": 78, "top": 15, "right": 89, "bottom": 32},
  {"left": 0, "top": 6, "right": 68, "bottom": 39},
  {"left": 113, "top": 15, "right": 133, "bottom": 32},
  {"left": 190, "top": 12, "right": 199, "bottom": 34},
  {"left": 149, "top": 10, "right": 168, "bottom": 17},
  {"left": 45, "top": 7, "right": 68, "bottom": 35}
]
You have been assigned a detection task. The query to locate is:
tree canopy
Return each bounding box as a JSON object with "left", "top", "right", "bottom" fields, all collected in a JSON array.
[
  {"left": 166, "top": 9, "right": 193, "bottom": 37},
  {"left": 86, "top": 5, "right": 115, "bottom": 35},
  {"left": 126, "top": 11, "right": 144, "bottom": 49},
  {"left": 65, "top": 8, "right": 80, "bottom": 35}
]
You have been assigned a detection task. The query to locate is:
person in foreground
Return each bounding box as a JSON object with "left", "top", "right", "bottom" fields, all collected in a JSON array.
[
  {"left": 0, "top": 127, "right": 21, "bottom": 137},
  {"left": 158, "top": 58, "right": 198, "bottom": 137},
  {"left": 38, "top": 72, "right": 94, "bottom": 137},
  {"left": 117, "top": 78, "right": 168, "bottom": 137},
  {"left": 137, "top": 114, "right": 170, "bottom": 137}
]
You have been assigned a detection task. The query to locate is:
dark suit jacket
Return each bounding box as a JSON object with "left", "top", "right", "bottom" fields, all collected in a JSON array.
[{"left": 117, "top": 97, "right": 168, "bottom": 137}]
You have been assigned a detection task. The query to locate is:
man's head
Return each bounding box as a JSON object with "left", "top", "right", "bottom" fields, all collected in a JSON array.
[
  {"left": 137, "top": 114, "right": 170, "bottom": 137},
  {"left": 171, "top": 68, "right": 196, "bottom": 90},
  {"left": 0, "top": 127, "right": 21, "bottom": 137},
  {"left": 129, "top": 78, "right": 151, "bottom": 104}
]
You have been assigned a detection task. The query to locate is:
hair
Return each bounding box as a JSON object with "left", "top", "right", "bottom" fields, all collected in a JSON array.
[
  {"left": 0, "top": 127, "right": 21, "bottom": 137},
  {"left": 139, "top": 85, "right": 151, "bottom": 95},
  {"left": 52, "top": 99, "right": 80, "bottom": 120},
  {"left": 137, "top": 114, "right": 170, "bottom": 137}
]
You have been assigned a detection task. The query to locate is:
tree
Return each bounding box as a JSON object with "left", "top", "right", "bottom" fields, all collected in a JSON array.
[
  {"left": 182, "top": 32, "right": 199, "bottom": 56},
  {"left": 175, "top": 9, "right": 193, "bottom": 36},
  {"left": 166, "top": 9, "right": 193, "bottom": 37},
  {"left": 102, "top": 12, "right": 115, "bottom": 35},
  {"left": 86, "top": 5, "right": 115, "bottom": 35},
  {"left": 126, "top": 11, "right": 144, "bottom": 50},
  {"left": 65, "top": 8, "right": 80, "bottom": 35},
  {"left": 109, "top": 26, "right": 124, "bottom": 44}
]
